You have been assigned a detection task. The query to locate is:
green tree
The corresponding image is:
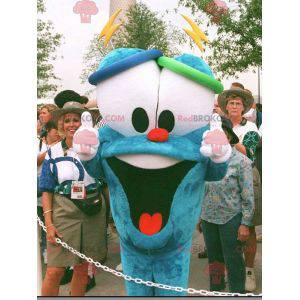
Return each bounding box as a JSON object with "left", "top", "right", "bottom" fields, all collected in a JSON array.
[
  {"left": 80, "top": 2, "right": 186, "bottom": 85},
  {"left": 37, "top": 0, "right": 63, "bottom": 98},
  {"left": 179, "top": 0, "right": 262, "bottom": 78}
]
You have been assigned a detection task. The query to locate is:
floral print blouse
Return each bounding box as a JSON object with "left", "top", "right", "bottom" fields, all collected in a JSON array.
[{"left": 201, "top": 148, "right": 254, "bottom": 226}]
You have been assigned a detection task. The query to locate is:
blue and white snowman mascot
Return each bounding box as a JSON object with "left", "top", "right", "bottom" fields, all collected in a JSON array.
[{"left": 73, "top": 13, "right": 232, "bottom": 296}]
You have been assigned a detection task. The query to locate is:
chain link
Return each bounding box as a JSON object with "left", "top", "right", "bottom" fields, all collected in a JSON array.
[{"left": 37, "top": 216, "right": 262, "bottom": 296}]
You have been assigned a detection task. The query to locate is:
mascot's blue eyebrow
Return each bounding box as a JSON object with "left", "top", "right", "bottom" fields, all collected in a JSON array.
[{"left": 88, "top": 48, "right": 163, "bottom": 85}]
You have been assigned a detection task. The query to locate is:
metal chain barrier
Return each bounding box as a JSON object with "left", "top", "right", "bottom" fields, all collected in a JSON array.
[{"left": 37, "top": 216, "right": 262, "bottom": 296}]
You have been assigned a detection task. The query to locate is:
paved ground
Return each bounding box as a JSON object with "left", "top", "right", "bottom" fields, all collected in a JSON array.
[{"left": 52, "top": 226, "right": 262, "bottom": 296}]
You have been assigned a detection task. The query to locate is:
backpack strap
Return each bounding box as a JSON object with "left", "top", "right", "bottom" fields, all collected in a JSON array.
[{"left": 47, "top": 147, "right": 85, "bottom": 182}]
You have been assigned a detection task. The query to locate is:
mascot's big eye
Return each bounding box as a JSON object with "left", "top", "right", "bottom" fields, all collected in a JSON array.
[
  {"left": 132, "top": 107, "right": 149, "bottom": 133},
  {"left": 157, "top": 68, "right": 215, "bottom": 135},
  {"left": 158, "top": 110, "right": 175, "bottom": 132},
  {"left": 96, "top": 61, "right": 160, "bottom": 137}
]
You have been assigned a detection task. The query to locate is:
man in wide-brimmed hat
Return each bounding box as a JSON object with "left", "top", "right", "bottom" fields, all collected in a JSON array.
[
  {"left": 217, "top": 84, "right": 260, "bottom": 158},
  {"left": 218, "top": 84, "right": 261, "bottom": 292},
  {"left": 200, "top": 116, "right": 255, "bottom": 294},
  {"left": 218, "top": 84, "right": 253, "bottom": 118}
]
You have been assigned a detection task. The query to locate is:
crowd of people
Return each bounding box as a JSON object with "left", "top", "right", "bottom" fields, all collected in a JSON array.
[{"left": 37, "top": 83, "right": 262, "bottom": 296}]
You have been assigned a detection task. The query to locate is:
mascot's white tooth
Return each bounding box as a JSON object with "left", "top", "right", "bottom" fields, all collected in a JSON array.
[{"left": 116, "top": 154, "right": 181, "bottom": 169}]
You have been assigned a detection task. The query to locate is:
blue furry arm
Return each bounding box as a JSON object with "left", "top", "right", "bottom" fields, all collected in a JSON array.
[
  {"left": 81, "top": 153, "right": 104, "bottom": 180},
  {"left": 204, "top": 160, "right": 228, "bottom": 182}
]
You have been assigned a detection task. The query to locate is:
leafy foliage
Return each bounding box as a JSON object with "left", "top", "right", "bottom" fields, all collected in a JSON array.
[
  {"left": 113, "top": 3, "right": 186, "bottom": 55},
  {"left": 37, "top": 0, "right": 63, "bottom": 98},
  {"left": 80, "top": 37, "right": 112, "bottom": 88},
  {"left": 179, "top": 0, "right": 262, "bottom": 78},
  {"left": 81, "top": 2, "right": 186, "bottom": 84}
]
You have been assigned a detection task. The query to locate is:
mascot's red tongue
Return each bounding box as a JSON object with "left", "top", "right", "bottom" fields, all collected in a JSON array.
[{"left": 139, "top": 213, "right": 162, "bottom": 235}]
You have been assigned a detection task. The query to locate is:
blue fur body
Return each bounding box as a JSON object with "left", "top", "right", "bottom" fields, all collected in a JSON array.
[{"left": 83, "top": 126, "right": 227, "bottom": 296}]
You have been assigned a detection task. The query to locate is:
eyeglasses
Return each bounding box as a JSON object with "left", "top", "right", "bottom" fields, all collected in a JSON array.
[{"left": 227, "top": 101, "right": 243, "bottom": 107}]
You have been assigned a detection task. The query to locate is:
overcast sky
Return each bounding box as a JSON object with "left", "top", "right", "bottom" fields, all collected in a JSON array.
[{"left": 41, "top": 0, "right": 261, "bottom": 101}]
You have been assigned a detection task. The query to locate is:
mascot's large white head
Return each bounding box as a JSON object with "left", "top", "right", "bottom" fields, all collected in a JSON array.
[
  {"left": 89, "top": 48, "right": 223, "bottom": 169},
  {"left": 88, "top": 48, "right": 224, "bottom": 240}
]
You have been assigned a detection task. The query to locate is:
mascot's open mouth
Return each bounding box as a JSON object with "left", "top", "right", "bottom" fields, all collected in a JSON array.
[{"left": 107, "top": 156, "right": 196, "bottom": 235}]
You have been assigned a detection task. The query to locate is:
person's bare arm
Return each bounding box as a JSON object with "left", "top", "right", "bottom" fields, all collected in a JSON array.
[
  {"left": 37, "top": 151, "right": 47, "bottom": 166},
  {"left": 235, "top": 143, "right": 247, "bottom": 156},
  {"left": 42, "top": 192, "right": 53, "bottom": 226},
  {"left": 42, "top": 192, "right": 62, "bottom": 245}
]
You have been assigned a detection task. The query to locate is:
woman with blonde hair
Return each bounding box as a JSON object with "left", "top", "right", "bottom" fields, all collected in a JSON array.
[
  {"left": 39, "top": 90, "right": 107, "bottom": 296},
  {"left": 38, "top": 104, "right": 58, "bottom": 132}
]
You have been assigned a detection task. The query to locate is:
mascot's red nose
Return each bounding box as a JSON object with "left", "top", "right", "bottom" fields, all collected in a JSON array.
[{"left": 147, "top": 128, "right": 169, "bottom": 142}]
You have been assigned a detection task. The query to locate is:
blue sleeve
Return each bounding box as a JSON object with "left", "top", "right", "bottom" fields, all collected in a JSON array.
[
  {"left": 39, "top": 159, "right": 57, "bottom": 193},
  {"left": 205, "top": 160, "right": 228, "bottom": 182}
]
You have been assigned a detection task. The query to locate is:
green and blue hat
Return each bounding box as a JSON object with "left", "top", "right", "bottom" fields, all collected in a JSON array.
[
  {"left": 157, "top": 54, "right": 223, "bottom": 94},
  {"left": 88, "top": 48, "right": 223, "bottom": 94}
]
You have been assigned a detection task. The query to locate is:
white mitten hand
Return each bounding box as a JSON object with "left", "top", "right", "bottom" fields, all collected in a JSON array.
[
  {"left": 73, "top": 112, "right": 100, "bottom": 161},
  {"left": 200, "top": 113, "right": 232, "bottom": 163}
]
